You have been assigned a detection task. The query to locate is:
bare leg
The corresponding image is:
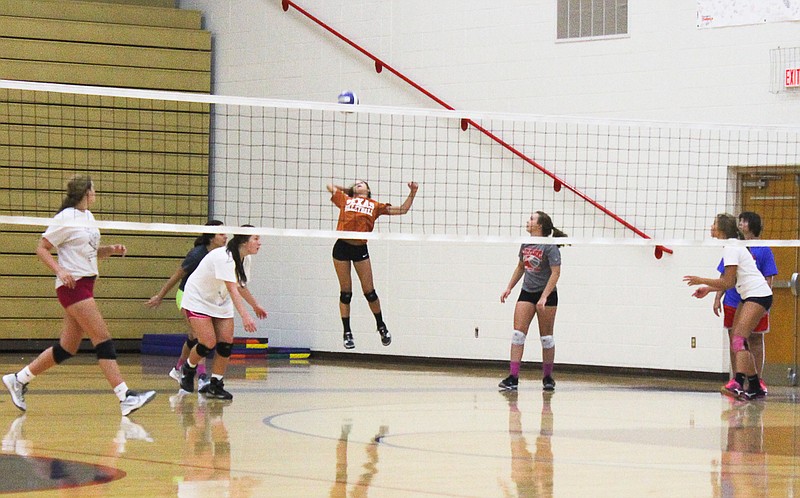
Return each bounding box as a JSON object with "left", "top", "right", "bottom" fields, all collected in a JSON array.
[
  {"left": 727, "top": 328, "right": 735, "bottom": 377},
  {"left": 731, "top": 302, "right": 767, "bottom": 378},
  {"left": 536, "top": 306, "right": 558, "bottom": 367},
  {"left": 209, "top": 318, "right": 234, "bottom": 377},
  {"left": 353, "top": 259, "right": 380, "bottom": 314},
  {"left": 333, "top": 258, "right": 353, "bottom": 321},
  {"left": 510, "top": 302, "right": 536, "bottom": 364},
  {"left": 748, "top": 333, "right": 765, "bottom": 377},
  {"left": 64, "top": 299, "right": 124, "bottom": 388},
  {"left": 27, "top": 314, "right": 83, "bottom": 376},
  {"left": 186, "top": 317, "right": 217, "bottom": 367}
]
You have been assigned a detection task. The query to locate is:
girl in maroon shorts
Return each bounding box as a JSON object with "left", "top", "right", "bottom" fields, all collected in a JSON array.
[{"left": 2, "top": 175, "right": 156, "bottom": 416}]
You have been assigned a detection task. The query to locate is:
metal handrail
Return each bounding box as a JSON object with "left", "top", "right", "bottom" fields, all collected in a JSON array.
[{"left": 281, "top": 0, "right": 672, "bottom": 258}]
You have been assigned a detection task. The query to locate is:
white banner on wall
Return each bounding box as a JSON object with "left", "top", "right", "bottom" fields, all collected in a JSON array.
[{"left": 697, "top": 0, "right": 800, "bottom": 28}]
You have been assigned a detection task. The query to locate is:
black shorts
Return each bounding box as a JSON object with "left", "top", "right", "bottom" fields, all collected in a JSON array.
[
  {"left": 518, "top": 289, "right": 558, "bottom": 306},
  {"left": 332, "top": 239, "right": 370, "bottom": 262},
  {"left": 743, "top": 295, "right": 772, "bottom": 312}
]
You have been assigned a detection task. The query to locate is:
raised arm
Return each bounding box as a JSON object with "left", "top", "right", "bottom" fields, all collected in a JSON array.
[
  {"left": 327, "top": 184, "right": 349, "bottom": 194},
  {"left": 386, "top": 182, "right": 419, "bottom": 215}
]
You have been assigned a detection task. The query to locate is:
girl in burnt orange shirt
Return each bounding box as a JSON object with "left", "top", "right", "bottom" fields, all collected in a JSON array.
[{"left": 327, "top": 180, "right": 418, "bottom": 349}]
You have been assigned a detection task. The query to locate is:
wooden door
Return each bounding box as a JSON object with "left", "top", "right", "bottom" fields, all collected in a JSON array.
[{"left": 739, "top": 171, "right": 799, "bottom": 381}]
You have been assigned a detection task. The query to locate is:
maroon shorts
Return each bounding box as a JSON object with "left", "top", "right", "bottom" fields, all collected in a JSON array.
[
  {"left": 56, "top": 277, "right": 96, "bottom": 308},
  {"left": 723, "top": 304, "right": 769, "bottom": 333}
]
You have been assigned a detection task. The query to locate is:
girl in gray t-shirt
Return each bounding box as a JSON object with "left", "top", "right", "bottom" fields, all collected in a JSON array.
[{"left": 499, "top": 211, "right": 566, "bottom": 392}]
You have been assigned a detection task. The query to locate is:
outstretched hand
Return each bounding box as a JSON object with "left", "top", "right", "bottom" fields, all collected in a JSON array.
[
  {"left": 683, "top": 275, "right": 702, "bottom": 286},
  {"left": 407, "top": 182, "right": 419, "bottom": 192},
  {"left": 691, "top": 286, "right": 712, "bottom": 299}
]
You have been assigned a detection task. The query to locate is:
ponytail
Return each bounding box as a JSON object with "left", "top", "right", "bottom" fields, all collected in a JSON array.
[
  {"left": 58, "top": 175, "right": 93, "bottom": 213},
  {"left": 535, "top": 211, "right": 567, "bottom": 238},
  {"left": 226, "top": 225, "right": 254, "bottom": 285}
]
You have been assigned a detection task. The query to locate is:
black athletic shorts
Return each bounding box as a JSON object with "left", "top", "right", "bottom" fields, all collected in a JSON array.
[
  {"left": 332, "top": 239, "right": 370, "bottom": 262},
  {"left": 518, "top": 289, "right": 558, "bottom": 306},
  {"left": 743, "top": 295, "right": 772, "bottom": 312}
]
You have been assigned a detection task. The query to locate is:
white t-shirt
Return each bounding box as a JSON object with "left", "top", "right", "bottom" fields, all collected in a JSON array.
[
  {"left": 42, "top": 208, "right": 101, "bottom": 289},
  {"left": 721, "top": 245, "right": 772, "bottom": 299},
  {"left": 181, "top": 246, "right": 251, "bottom": 318}
]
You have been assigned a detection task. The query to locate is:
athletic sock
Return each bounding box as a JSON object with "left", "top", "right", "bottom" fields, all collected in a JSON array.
[
  {"left": 342, "top": 317, "right": 351, "bottom": 333},
  {"left": 735, "top": 373, "right": 746, "bottom": 386},
  {"left": 543, "top": 362, "right": 554, "bottom": 378},
  {"left": 747, "top": 375, "right": 760, "bottom": 392},
  {"left": 374, "top": 312, "right": 385, "bottom": 329},
  {"left": 510, "top": 361, "right": 520, "bottom": 377},
  {"left": 16, "top": 366, "right": 35, "bottom": 384},
  {"left": 113, "top": 382, "right": 129, "bottom": 401}
]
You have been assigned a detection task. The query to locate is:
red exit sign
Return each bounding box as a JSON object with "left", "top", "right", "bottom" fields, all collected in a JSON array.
[{"left": 787, "top": 68, "right": 800, "bottom": 88}]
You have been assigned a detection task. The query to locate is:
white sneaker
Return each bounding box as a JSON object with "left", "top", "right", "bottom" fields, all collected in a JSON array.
[
  {"left": 120, "top": 390, "right": 156, "bottom": 416},
  {"left": 168, "top": 367, "right": 181, "bottom": 384},
  {"left": 3, "top": 374, "right": 27, "bottom": 412}
]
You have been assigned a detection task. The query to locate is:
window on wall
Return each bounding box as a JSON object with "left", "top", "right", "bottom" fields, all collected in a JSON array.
[{"left": 557, "top": 0, "right": 628, "bottom": 40}]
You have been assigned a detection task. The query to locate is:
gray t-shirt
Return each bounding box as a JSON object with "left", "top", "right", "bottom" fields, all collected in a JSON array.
[{"left": 519, "top": 243, "right": 561, "bottom": 293}]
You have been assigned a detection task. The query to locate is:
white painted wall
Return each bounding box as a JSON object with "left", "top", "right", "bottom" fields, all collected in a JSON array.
[{"left": 178, "top": 0, "right": 800, "bottom": 372}]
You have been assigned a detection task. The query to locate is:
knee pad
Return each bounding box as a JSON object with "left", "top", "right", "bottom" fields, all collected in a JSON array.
[
  {"left": 339, "top": 292, "right": 353, "bottom": 305},
  {"left": 731, "top": 335, "right": 749, "bottom": 353},
  {"left": 364, "top": 290, "right": 378, "bottom": 302},
  {"left": 186, "top": 338, "right": 198, "bottom": 350},
  {"left": 52, "top": 343, "right": 74, "bottom": 364},
  {"left": 540, "top": 335, "right": 555, "bottom": 349},
  {"left": 95, "top": 340, "right": 117, "bottom": 360},
  {"left": 215, "top": 342, "right": 233, "bottom": 358},
  {"left": 511, "top": 330, "right": 526, "bottom": 346},
  {"left": 195, "top": 342, "right": 214, "bottom": 358}
]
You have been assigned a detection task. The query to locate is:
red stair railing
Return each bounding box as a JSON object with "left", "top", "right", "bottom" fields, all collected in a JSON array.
[{"left": 281, "top": 0, "right": 671, "bottom": 258}]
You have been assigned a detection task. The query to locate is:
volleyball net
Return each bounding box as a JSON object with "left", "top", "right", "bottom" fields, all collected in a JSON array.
[{"left": 1, "top": 79, "right": 799, "bottom": 247}]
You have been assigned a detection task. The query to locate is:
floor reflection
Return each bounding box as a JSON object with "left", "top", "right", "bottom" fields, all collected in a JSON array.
[
  {"left": 330, "top": 420, "right": 388, "bottom": 497},
  {"left": 500, "top": 391, "right": 554, "bottom": 497},
  {"left": 1, "top": 412, "right": 124, "bottom": 492},
  {"left": 170, "top": 391, "right": 260, "bottom": 496}
]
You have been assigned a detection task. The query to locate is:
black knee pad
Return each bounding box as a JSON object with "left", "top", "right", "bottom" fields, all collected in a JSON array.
[
  {"left": 216, "top": 342, "right": 233, "bottom": 358},
  {"left": 195, "top": 342, "right": 213, "bottom": 358},
  {"left": 95, "top": 340, "right": 117, "bottom": 360},
  {"left": 52, "top": 343, "right": 74, "bottom": 364},
  {"left": 339, "top": 292, "right": 353, "bottom": 304},
  {"left": 186, "top": 338, "right": 198, "bottom": 350},
  {"left": 364, "top": 290, "right": 378, "bottom": 302}
]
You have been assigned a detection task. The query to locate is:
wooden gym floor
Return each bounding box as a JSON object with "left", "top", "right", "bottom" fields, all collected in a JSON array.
[{"left": 0, "top": 353, "right": 798, "bottom": 497}]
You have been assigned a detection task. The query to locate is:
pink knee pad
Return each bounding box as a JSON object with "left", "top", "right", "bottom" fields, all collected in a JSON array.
[{"left": 731, "top": 335, "right": 748, "bottom": 353}]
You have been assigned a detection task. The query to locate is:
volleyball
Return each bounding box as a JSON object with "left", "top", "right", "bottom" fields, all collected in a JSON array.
[{"left": 337, "top": 90, "right": 359, "bottom": 105}]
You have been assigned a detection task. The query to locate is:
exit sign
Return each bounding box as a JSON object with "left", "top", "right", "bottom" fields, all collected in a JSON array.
[{"left": 787, "top": 67, "right": 800, "bottom": 88}]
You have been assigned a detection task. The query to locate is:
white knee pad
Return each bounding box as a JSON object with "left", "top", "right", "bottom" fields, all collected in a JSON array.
[
  {"left": 511, "top": 330, "right": 526, "bottom": 345},
  {"left": 540, "top": 335, "right": 555, "bottom": 349}
]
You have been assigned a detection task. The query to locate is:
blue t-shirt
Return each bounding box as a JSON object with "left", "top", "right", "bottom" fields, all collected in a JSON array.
[
  {"left": 179, "top": 245, "right": 210, "bottom": 290},
  {"left": 716, "top": 246, "right": 777, "bottom": 307}
]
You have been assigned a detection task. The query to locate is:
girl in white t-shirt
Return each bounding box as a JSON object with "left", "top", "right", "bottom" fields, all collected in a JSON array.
[
  {"left": 178, "top": 229, "right": 268, "bottom": 400},
  {"left": 684, "top": 213, "right": 773, "bottom": 401},
  {"left": 2, "top": 175, "right": 156, "bottom": 416}
]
